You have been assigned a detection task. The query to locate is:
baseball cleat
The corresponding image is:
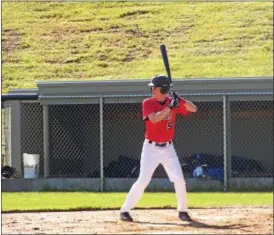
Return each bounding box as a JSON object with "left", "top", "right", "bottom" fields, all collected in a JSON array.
[
  {"left": 120, "top": 212, "right": 133, "bottom": 222},
  {"left": 178, "top": 211, "right": 192, "bottom": 222}
]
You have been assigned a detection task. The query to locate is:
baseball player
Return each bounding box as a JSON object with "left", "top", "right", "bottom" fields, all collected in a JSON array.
[{"left": 120, "top": 75, "right": 198, "bottom": 222}]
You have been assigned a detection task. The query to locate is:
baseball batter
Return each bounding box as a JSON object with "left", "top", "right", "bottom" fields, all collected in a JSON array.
[{"left": 120, "top": 75, "right": 198, "bottom": 222}]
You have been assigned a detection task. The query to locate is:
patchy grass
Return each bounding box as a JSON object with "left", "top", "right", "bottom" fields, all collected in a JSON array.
[{"left": 2, "top": 2, "right": 273, "bottom": 93}]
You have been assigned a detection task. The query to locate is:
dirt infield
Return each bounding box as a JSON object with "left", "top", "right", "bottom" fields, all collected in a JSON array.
[{"left": 2, "top": 206, "right": 273, "bottom": 234}]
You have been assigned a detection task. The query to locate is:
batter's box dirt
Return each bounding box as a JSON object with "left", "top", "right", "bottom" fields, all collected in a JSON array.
[{"left": 2, "top": 206, "right": 273, "bottom": 234}]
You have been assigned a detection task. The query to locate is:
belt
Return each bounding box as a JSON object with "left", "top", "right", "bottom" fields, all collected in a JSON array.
[{"left": 148, "top": 140, "right": 172, "bottom": 147}]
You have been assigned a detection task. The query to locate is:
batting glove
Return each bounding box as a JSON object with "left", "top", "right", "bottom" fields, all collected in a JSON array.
[
  {"left": 169, "top": 97, "right": 179, "bottom": 109},
  {"left": 172, "top": 91, "right": 180, "bottom": 99}
]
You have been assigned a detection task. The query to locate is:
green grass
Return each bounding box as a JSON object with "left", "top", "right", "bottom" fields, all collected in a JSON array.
[
  {"left": 2, "top": 2, "right": 273, "bottom": 93},
  {"left": 2, "top": 192, "right": 273, "bottom": 212}
]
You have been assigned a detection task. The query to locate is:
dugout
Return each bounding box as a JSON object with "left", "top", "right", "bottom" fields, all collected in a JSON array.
[{"left": 2, "top": 77, "right": 273, "bottom": 191}]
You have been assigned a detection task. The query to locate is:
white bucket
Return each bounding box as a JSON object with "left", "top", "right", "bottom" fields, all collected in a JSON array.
[{"left": 23, "top": 153, "right": 40, "bottom": 179}]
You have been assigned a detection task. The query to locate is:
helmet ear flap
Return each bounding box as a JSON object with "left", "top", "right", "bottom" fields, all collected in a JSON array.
[
  {"left": 160, "top": 86, "right": 170, "bottom": 94},
  {"left": 160, "top": 87, "right": 164, "bottom": 94}
]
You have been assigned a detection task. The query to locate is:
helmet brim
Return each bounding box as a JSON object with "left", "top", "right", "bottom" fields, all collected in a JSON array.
[{"left": 148, "top": 82, "right": 154, "bottom": 87}]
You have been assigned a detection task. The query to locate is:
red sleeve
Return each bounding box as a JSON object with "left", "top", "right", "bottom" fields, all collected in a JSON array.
[
  {"left": 174, "top": 98, "right": 189, "bottom": 116},
  {"left": 142, "top": 99, "right": 154, "bottom": 120}
]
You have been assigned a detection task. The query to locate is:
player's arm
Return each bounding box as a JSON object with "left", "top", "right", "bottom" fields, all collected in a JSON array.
[
  {"left": 172, "top": 92, "right": 197, "bottom": 115},
  {"left": 147, "top": 107, "right": 171, "bottom": 123},
  {"left": 184, "top": 99, "right": 197, "bottom": 113},
  {"left": 142, "top": 99, "right": 171, "bottom": 124}
]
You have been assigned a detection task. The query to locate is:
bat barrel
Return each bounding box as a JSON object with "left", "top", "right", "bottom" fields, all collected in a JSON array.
[{"left": 160, "top": 44, "right": 172, "bottom": 84}]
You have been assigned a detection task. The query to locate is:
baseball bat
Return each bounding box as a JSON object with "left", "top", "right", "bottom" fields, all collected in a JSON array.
[{"left": 160, "top": 44, "right": 173, "bottom": 93}]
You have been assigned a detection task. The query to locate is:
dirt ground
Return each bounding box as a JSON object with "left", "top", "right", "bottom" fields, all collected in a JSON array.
[{"left": 2, "top": 206, "right": 273, "bottom": 234}]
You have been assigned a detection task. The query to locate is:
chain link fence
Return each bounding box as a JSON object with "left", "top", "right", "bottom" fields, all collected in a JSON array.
[
  {"left": 20, "top": 101, "right": 44, "bottom": 176},
  {"left": 101, "top": 101, "right": 225, "bottom": 182},
  {"left": 175, "top": 101, "right": 224, "bottom": 181},
  {"left": 230, "top": 100, "right": 273, "bottom": 178},
  {"left": 1, "top": 94, "right": 273, "bottom": 190},
  {"left": 48, "top": 104, "right": 100, "bottom": 178},
  {"left": 103, "top": 103, "right": 144, "bottom": 178}
]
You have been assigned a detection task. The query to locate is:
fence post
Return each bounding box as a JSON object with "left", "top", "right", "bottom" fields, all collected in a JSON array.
[
  {"left": 43, "top": 105, "right": 49, "bottom": 178},
  {"left": 10, "top": 101, "right": 22, "bottom": 175},
  {"left": 223, "top": 95, "right": 232, "bottom": 192},
  {"left": 100, "top": 96, "right": 104, "bottom": 192},
  {"left": 4, "top": 102, "right": 11, "bottom": 166}
]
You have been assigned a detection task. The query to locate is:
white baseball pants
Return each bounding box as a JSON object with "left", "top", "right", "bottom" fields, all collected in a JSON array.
[{"left": 120, "top": 139, "right": 188, "bottom": 213}]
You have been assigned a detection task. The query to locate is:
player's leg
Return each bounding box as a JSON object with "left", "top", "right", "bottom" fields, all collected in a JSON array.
[
  {"left": 120, "top": 141, "right": 160, "bottom": 214},
  {"left": 161, "top": 144, "right": 192, "bottom": 221}
]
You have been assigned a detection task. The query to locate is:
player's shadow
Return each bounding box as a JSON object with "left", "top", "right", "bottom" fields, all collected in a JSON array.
[
  {"left": 186, "top": 220, "right": 248, "bottom": 230},
  {"left": 135, "top": 220, "right": 248, "bottom": 230}
]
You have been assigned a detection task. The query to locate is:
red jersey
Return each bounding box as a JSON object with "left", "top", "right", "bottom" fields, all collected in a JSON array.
[{"left": 142, "top": 97, "right": 189, "bottom": 142}]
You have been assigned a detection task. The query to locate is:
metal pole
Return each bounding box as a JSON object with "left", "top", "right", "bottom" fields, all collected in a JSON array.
[
  {"left": 10, "top": 101, "right": 22, "bottom": 174},
  {"left": 43, "top": 105, "right": 49, "bottom": 178},
  {"left": 4, "top": 102, "right": 11, "bottom": 166},
  {"left": 223, "top": 95, "right": 228, "bottom": 192},
  {"left": 100, "top": 97, "right": 104, "bottom": 192}
]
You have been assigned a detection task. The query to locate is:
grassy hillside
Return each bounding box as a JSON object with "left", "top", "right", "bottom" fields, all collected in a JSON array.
[{"left": 2, "top": 2, "right": 273, "bottom": 93}]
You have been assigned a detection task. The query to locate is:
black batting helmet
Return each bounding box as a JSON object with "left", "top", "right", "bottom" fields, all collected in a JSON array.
[{"left": 148, "top": 75, "right": 171, "bottom": 94}]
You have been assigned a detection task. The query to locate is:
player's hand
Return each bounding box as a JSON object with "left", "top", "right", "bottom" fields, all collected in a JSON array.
[
  {"left": 169, "top": 97, "right": 179, "bottom": 109},
  {"left": 172, "top": 91, "right": 180, "bottom": 99}
]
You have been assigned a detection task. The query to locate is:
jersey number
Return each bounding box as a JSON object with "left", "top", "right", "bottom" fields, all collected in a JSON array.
[{"left": 167, "top": 122, "right": 172, "bottom": 130}]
